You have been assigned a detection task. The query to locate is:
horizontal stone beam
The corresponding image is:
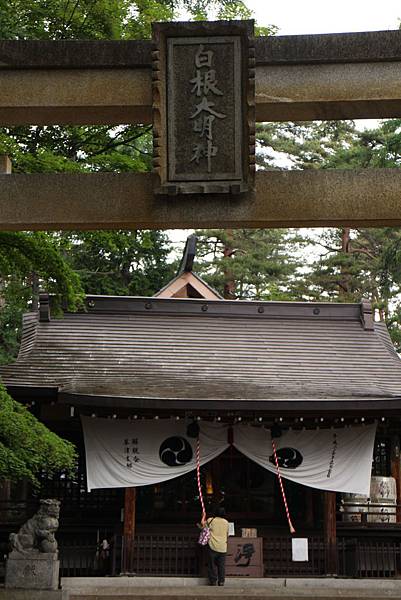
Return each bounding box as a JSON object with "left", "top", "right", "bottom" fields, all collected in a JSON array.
[
  {"left": 0, "top": 69, "right": 152, "bottom": 125},
  {"left": 2, "top": 61, "right": 401, "bottom": 125},
  {"left": 256, "top": 61, "right": 401, "bottom": 121},
  {"left": 1, "top": 30, "right": 401, "bottom": 124},
  {"left": 1, "top": 169, "right": 401, "bottom": 230},
  {"left": 2, "top": 30, "right": 401, "bottom": 68}
]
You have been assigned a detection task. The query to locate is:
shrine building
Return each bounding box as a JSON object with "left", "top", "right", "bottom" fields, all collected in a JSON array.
[{"left": 1, "top": 237, "right": 401, "bottom": 579}]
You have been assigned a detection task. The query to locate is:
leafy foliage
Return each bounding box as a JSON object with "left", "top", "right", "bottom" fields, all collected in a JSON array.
[
  {"left": 0, "top": 0, "right": 266, "bottom": 41},
  {"left": 0, "top": 232, "right": 85, "bottom": 365},
  {"left": 0, "top": 383, "right": 76, "bottom": 483},
  {"left": 257, "top": 120, "right": 359, "bottom": 171},
  {"left": 195, "top": 228, "right": 304, "bottom": 300},
  {"left": 59, "top": 230, "right": 174, "bottom": 296},
  {"left": 257, "top": 118, "right": 401, "bottom": 348},
  {"left": 0, "top": 232, "right": 84, "bottom": 308},
  {"left": 0, "top": 125, "right": 153, "bottom": 175}
]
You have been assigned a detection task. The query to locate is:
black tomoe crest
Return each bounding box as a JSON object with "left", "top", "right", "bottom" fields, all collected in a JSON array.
[
  {"left": 159, "top": 437, "right": 193, "bottom": 467},
  {"left": 269, "top": 447, "right": 303, "bottom": 469}
]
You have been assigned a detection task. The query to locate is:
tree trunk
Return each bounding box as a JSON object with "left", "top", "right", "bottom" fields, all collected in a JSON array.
[
  {"left": 31, "top": 272, "right": 39, "bottom": 312},
  {"left": 339, "top": 227, "right": 351, "bottom": 299},
  {"left": 223, "top": 230, "right": 236, "bottom": 300}
]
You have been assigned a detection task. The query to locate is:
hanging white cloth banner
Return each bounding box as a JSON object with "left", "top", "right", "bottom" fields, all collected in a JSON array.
[
  {"left": 82, "top": 417, "right": 228, "bottom": 491},
  {"left": 82, "top": 417, "right": 376, "bottom": 495},
  {"left": 233, "top": 423, "right": 377, "bottom": 496}
]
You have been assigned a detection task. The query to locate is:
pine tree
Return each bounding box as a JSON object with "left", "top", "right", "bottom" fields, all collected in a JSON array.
[
  {"left": 257, "top": 118, "right": 401, "bottom": 348},
  {"left": 195, "top": 228, "right": 305, "bottom": 300}
]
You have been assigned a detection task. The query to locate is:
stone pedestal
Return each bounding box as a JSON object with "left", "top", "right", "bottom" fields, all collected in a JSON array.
[{"left": 5, "top": 553, "right": 59, "bottom": 590}]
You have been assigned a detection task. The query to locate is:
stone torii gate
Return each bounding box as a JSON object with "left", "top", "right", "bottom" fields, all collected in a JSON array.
[
  {"left": 0, "top": 25, "right": 401, "bottom": 230},
  {"left": 1, "top": 22, "right": 401, "bottom": 575}
]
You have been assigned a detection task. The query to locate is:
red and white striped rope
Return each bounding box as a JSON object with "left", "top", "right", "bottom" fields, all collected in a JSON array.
[
  {"left": 196, "top": 437, "right": 206, "bottom": 521},
  {"left": 271, "top": 439, "right": 295, "bottom": 534}
]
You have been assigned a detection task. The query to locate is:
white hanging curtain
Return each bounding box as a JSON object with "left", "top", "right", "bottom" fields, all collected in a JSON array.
[
  {"left": 82, "top": 416, "right": 229, "bottom": 491},
  {"left": 82, "top": 417, "right": 376, "bottom": 495},
  {"left": 233, "top": 423, "right": 377, "bottom": 496}
]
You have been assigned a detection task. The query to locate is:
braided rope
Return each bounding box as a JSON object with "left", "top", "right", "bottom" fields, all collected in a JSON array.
[
  {"left": 196, "top": 437, "right": 206, "bottom": 521},
  {"left": 271, "top": 439, "right": 295, "bottom": 534}
]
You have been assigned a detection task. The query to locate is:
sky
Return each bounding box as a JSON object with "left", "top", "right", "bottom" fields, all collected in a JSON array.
[{"left": 246, "top": 0, "right": 400, "bottom": 35}]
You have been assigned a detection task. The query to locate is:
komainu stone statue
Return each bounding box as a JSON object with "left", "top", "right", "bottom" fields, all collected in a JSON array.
[
  {"left": 9, "top": 498, "right": 60, "bottom": 557},
  {"left": 6, "top": 499, "right": 61, "bottom": 590}
]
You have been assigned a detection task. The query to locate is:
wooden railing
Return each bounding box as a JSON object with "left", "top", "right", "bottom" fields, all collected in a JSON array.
[
  {"left": 59, "top": 534, "right": 99, "bottom": 577},
  {"left": 337, "top": 538, "right": 401, "bottom": 578},
  {"left": 117, "top": 534, "right": 199, "bottom": 576},
  {"left": 57, "top": 534, "right": 401, "bottom": 579},
  {"left": 264, "top": 536, "right": 326, "bottom": 577},
  {"left": 0, "top": 528, "right": 399, "bottom": 579}
]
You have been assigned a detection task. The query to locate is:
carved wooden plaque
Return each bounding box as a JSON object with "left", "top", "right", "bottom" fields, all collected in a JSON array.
[{"left": 152, "top": 21, "right": 255, "bottom": 195}]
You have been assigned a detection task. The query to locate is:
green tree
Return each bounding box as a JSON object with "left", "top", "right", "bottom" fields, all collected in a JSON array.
[
  {"left": 59, "top": 230, "right": 174, "bottom": 296},
  {"left": 0, "top": 383, "right": 76, "bottom": 484},
  {"left": 0, "top": 232, "right": 84, "bottom": 364},
  {"left": 258, "top": 118, "right": 401, "bottom": 347},
  {"left": 256, "top": 120, "right": 359, "bottom": 171},
  {"left": 0, "top": 0, "right": 275, "bottom": 40},
  {"left": 195, "top": 228, "right": 304, "bottom": 300}
]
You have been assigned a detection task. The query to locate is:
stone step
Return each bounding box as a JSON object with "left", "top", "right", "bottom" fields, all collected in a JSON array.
[
  {"left": 62, "top": 578, "right": 401, "bottom": 600},
  {"left": 66, "top": 586, "right": 401, "bottom": 600},
  {"left": 3, "top": 583, "right": 401, "bottom": 600},
  {"left": 69, "top": 596, "right": 401, "bottom": 600},
  {"left": 62, "top": 577, "right": 401, "bottom": 592},
  {"left": 0, "top": 590, "right": 65, "bottom": 600},
  {"left": 2, "top": 592, "right": 401, "bottom": 600}
]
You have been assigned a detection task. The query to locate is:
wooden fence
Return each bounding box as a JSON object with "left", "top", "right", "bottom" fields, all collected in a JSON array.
[{"left": 57, "top": 534, "right": 401, "bottom": 578}]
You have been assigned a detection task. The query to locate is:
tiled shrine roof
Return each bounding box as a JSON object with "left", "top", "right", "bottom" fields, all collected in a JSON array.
[{"left": 2, "top": 295, "right": 401, "bottom": 412}]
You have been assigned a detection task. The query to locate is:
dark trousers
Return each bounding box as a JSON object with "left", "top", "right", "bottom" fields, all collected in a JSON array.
[{"left": 207, "top": 547, "right": 226, "bottom": 584}]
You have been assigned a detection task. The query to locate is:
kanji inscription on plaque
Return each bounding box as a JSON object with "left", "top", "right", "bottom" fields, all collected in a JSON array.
[{"left": 152, "top": 21, "right": 255, "bottom": 195}]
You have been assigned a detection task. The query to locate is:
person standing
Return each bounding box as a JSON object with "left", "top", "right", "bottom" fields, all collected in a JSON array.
[{"left": 202, "top": 506, "right": 229, "bottom": 586}]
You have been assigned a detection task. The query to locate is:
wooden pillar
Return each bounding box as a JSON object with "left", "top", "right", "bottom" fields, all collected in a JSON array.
[
  {"left": 124, "top": 487, "right": 136, "bottom": 537},
  {"left": 391, "top": 435, "right": 401, "bottom": 522},
  {"left": 304, "top": 487, "right": 314, "bottom": 529},
  {"left": 122, "top": 487, "right": 136, "bottom": 573},
  {"left": 323, "top": 491, "right": 337, "bottom": 575}
]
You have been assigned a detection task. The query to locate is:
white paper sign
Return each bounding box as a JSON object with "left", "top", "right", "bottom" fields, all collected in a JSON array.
[
  {"left": 292, "top": 538, "right": 308, "bottom": 562},
  {"left": 228, "top": 522, "right": 235, "bottom": 536}
]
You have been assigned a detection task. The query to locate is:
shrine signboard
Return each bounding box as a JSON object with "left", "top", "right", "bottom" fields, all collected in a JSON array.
[
  {"left": 201, "top": 537, "right": 263, "bottom": 578},
  {"left": 152, "top": 20, "right": 255, "bottom": 195}
]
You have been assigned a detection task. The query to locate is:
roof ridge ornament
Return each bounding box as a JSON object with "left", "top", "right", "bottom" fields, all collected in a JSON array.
[
  {"left": 361, "top": 298, "right": 374, "bottom": 330},
  {"left": 177, "top": 234, "right": 197, "bottom": 275},
  {"left": 39, "top": 292, "right": 50, "bottom": 322}
]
